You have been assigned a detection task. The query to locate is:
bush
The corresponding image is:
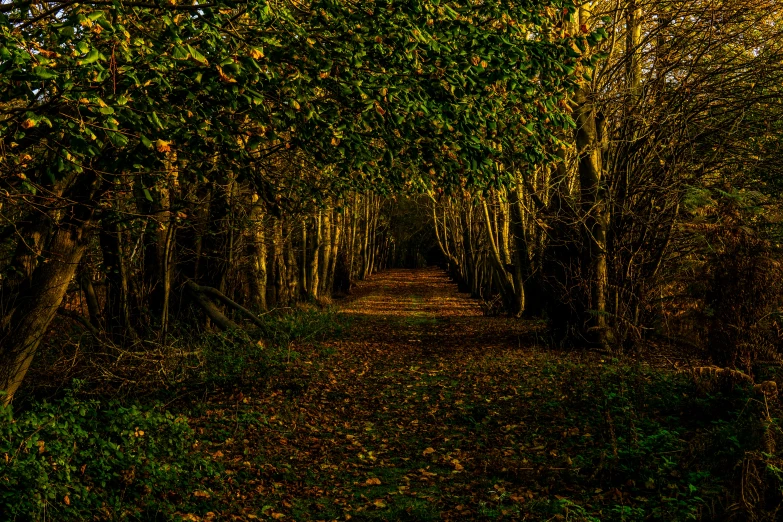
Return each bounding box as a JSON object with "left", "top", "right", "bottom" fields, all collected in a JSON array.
[
  {"left": 0, "top": 387, "right": 220, "bottom": 520},
  {"left": 699, "top": 190, "right": 783, "bottom": 371}
]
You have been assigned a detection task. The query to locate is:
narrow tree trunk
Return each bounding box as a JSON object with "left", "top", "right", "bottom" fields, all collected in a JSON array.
[
  {"left": 247, "top": 198, "right": 268, "bottom": 311},
  {"left": 327, "top": 209, "right": 343, "bottom": 295},
  {"left": 273, "top": 216, "right": 288, "bottom": 306},
  {"left": 574, "top": 84, "right": 609, "bottom": 347},
  {"left": 320, "top": 206, "right": 332, "bottom": 296},
  {"left": 79, "top": 269, "right": 102, "bottom": 328},
  {"left": 300, "top": 219, "right": 308, "bottom": 298},
  {"left": 99, "top": 221, "right": 135, "bottom": 338},
  {"left": 307, "top": 211, "right": 322, "bottom": 300},
  {"left": 286, "top": 221, "right": 298, "bottom": 300},
  {"left": 360, "top": 194, "right": 370, "bottom": 279},
  {"left": 482, "top": 200, "right": 521, "bottom": 315}
]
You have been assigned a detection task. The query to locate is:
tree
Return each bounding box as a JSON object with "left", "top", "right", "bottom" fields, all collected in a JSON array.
[{"left": 0, "top": 0, "right": 583, "bottom": 402}]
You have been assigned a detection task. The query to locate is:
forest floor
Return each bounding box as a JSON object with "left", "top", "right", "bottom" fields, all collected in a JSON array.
[{"left": 178, "top": 268, "right": 764, "bottom": 521}]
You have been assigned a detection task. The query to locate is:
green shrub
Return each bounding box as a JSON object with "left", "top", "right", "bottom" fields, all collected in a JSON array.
[
  {"left": 196, "top": 307, "right": 346, "bottom": 386},
  {"left": 0, "top": 388, "right": 219, "bottom": 520},
  {"left": 256, "top": 306, "right": 347, "bottom": 349}
]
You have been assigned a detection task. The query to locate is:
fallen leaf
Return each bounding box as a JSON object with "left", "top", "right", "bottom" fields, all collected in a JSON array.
[
  {"left": 373, "top": 499, "right": 386, "bottom": 508},
  {"left": 365, "top": 477, "right": 381, "bottom": 485},
  {"left": 422, "top": 447, "right": 436, "bottom": 456}
]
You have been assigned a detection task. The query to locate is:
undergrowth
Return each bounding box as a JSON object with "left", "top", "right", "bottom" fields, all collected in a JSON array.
[
  {"left": 5, "top": 302, "right": 782, "bottom": 520},
  {"left": 0, "top": 386, "right": 221, "bottom": 521},
  {"left": 1, "top": 306, "right": 348, "bottom": 520}
]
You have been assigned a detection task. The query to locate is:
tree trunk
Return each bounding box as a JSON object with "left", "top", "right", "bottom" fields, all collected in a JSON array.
[
  {"left": 482, "top": 199, "right": 522, "bottom": 316},
  {"left": 0, "top": 174, "right": 98, "bottom": 405},
  {"left": 574, "top": 83, "right": 609, "bottom": 347},
  {"left": 307, "top": 211, "right": 322, "bottom": 300},
  {"left": 79, "top": 268, "right": 102, "bottom": 328},
  {"left": 99, "top": 221, "right": 135, "bottom": 339},
  {"left": 299, "top": 219, "right": 308, "bottom": 298},
  {"left": 247, "top": 198, "right": 268, "bottom": 311},
  {"left": 273, "top": 215, "right": 288, "bottom": 306},
  {"left": 320, "top": 206, "right": 332, "bottom": 297}
]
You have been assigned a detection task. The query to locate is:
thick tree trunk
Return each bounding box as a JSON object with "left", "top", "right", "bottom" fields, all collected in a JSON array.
[
  {"left": 185, "top": 280, "right": 239, "bottom": 331},
  {"left": 0, "top": 174, "right": 98, "bottom": 405}
]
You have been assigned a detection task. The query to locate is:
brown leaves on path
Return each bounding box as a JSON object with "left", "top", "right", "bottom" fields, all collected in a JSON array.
[{"left": 186, "top": 268, "right": 698, "bottom": 520}]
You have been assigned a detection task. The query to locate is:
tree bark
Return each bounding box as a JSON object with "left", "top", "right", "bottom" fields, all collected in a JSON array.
[
  {"left": 0, "top": 173, "right": 98, "bottom": 405},
  {"left": 246, "top": 198, "right": 268, "bottom": 311}
]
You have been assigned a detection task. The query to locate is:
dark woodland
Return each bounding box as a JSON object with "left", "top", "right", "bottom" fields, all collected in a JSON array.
[{"left": 1, "top": 0, "right": 782, "bottom": 520}]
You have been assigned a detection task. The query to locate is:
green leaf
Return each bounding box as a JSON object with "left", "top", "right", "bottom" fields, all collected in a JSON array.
[
  {"left": 32, "top": 67, "right": 57, "bottom": 79},
  {"left": 172, "top": 46, "right": 190, "bottom": 60},
  {"left": 187, "top": 45, "right": 208, "bottom": 65},
  {"left": 79, "top": 49, "right": 101, "bottom": 65},
  {"left": 150, "top": 112, "right": 164, "bottom": 130},
  {"left": 108, "top": 131, "right": 129, "bottom": 147}
]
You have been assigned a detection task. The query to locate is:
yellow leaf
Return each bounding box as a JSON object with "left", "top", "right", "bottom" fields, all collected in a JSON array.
[
  {"left": 155, "top": 140, "right": 171, "bottom": 153},
  {"left": 365, "top": 477, "right": 381, "bottom": 485},
  {"left": 271, "top": 513, "right": 285, "bottom": 520},
  {"left": 373, "top": 499, "right": 386, "bottom": 508},
  {"left": 249, "top": 48, "right": 264, "bottom": 60},
  {"left": 422, "top": 447, "right": 435, "bottom": 456},
  {"left": 64, "top": 495, "right": 70, "bottom": 505},
  {"left": 21, "top": 119, "right": 36, "bottom": 129},
  {"left": 216, "top": 65, "right": 237, "bottom": 83}
]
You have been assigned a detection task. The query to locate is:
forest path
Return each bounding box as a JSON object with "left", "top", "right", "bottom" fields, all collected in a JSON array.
[
  {"left": 198, "top": 268, "right": 575, "bottom": 520},
  {"left": 194, "top": 269, "right": 657, "bottom": 521}
]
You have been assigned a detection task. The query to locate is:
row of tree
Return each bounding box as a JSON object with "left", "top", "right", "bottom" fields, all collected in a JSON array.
[
  {"left": 428, "top": 0, "right": 783, "bottom": 366},
  {"left": 0, "top": 0, "right": 588, "bottom": 403}
]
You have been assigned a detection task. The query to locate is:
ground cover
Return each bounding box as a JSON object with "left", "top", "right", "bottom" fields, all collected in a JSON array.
[{"left": 2, "top": 269, "right": 780, "bottom": 520}]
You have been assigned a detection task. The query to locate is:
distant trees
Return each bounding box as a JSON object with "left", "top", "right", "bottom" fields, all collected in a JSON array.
[{"left": 0, "top": 1, "right": 584, "bottom": 402}]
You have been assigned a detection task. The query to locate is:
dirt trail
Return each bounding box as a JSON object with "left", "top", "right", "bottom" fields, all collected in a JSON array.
[
  {"left": 202, "top": 269, "right": 576, "bottom": 520},
  {"left": 186, "top": 268, "right": 740, "bottom": 521},
  {"left": 339, "top": 268, "right": 534, "bottom": 353}
]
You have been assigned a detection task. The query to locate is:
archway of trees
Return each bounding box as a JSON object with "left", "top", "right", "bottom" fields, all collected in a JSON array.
[
  {"left": 3, "top": 0, "right": 783, "bottom": 403},
  {"left": 3, "top": 1, "right": 783, "bottom": 519}
]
